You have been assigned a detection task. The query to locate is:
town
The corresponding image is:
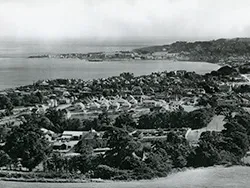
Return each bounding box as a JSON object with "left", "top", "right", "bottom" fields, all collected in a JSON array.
[
  {"left": 1, "top": 61, "right": 250, "bottom": 180},
  {"left": 28, "top": 50, "right": 192, "bottom": 61}
]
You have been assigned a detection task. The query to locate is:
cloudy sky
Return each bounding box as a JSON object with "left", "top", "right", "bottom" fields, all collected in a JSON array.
[{"left": 1, "top": 0, "right": 250, "bottom": 43}]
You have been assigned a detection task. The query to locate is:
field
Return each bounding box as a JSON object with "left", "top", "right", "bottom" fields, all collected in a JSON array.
[
  {"left": 185, "top": 115, "right": 226, "bottom": 143},
  {"left": 1, "top": 166, "right": 250, "bottom": 188}
]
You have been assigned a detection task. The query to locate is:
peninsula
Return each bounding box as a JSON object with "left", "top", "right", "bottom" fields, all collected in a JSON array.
[{"left": 29, "top": 38, "right": 250, "bottom": 66}]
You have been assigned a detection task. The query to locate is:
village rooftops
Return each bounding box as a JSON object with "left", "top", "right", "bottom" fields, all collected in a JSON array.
[{"left": 61, "top": 131, "right": 86, "bottom": 140}]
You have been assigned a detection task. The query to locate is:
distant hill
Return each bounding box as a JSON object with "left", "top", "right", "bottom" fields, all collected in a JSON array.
[{"left": 134, "top": 38, "right": 250, "bottom": 63}]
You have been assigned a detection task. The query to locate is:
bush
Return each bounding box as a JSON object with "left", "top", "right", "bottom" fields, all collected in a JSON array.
[
  {"left": 0, "top": 171, "right": 85, "bottom": 180},
  {"left": 94, "top": 165, "right": 120, "bottom": 179}
]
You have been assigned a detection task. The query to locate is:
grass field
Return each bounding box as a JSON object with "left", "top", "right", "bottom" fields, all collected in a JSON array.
[
  {"left": 1, "top": 166, "right": 250, "bottom": 188},
  {"left": 186, "top": 115, "right": 226, "bottom": 143}
]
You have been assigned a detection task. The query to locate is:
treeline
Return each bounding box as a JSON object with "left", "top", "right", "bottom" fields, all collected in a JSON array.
[
  {"left": 38, "top": 107, "right": 214, "bottom": 134},
  {"left": 137, "top": 108, "right": 214, "bottom": 129},
  {"left": 0, "top": 92, "right": 44, "bottom": 112}
]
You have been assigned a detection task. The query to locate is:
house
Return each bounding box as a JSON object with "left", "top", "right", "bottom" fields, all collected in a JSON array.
[
  {"left": 87, "top": 102, "right": 101, "bottom": 110},
  {"left": 115, "top": 97, "right": 131, "bottom": 109},
  {"left": 109, "top": 101, "right": 120, "bottom": 111},
  {"left": 53, "top": 130, "right": 90, "bottom": 152},
  {"left": 41, "top": 128, "right": 56, "bottom": 142},
  {"left": 58, "top": 98, "right": 71, "bottom": 104},
  {"left": 39, "top": 80, "right": 49, "bottom": 86},
  {"left": 141, "top": 100, "right": 156, "bottom": 108},
  {"left": 217, "top": 99, "right": 237, "bottom": 106},
  {"left": 93, "top": 147, "right": 110, "bottom": 155},
  {"left": 100, "top": 102, "right": 110, "bottom": 111},
  {"left": 241, "top": 98, "right": 250, "bottom": 106},
  {"left": 12, "top": 106, "right": 32, "bottom": 115},
  {"left": 169, "top": 101, "right": 181, "bottom": 111},
  {"left": 143, "top": 87, "right": 155, "bottom": 95},
  {"left": 127, "top": 95, "right": 138, "bottom": 106},
  {"left": 80, "top": 129, "right": 106, "bottom": 148},
  {"left": 32, "top": 104, "right": 47, "bottom": 114},
  {"left": 152, "top": 106, "right": 168, "bottom": 113},
  {"left": 47, "top": 99, "right": 58, "bottom": 107},
  {"left": 132, "top": 86, "right": 144, "bottom": 95},
  {"left": 99, "top": 96, "right": 110, "bottom": 111},
  {"left": 152, "top": 52, "right": 169, "bottom": 59},
  {"left": 52, "top": 140, "right": 79, "bottom": 152},
  {"left": 73, "top": 102, "right": 86, "bottom": 111},
  {"left": 61, "top": 131, "right": 85, "bottom": 140},
  {"left": 218, "top": 83, "right": 232, "bottom": 93},
  {"left": 176, "top": 70, "right": 187, "bottom": 77},
  {"left": 197, "top": 88, "right": 206, "bottom": 95},
  {"left": 131, "top": 129, "right": 169, "bottom": 141}
]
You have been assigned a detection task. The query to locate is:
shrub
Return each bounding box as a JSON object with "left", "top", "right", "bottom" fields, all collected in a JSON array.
[{"left": 94, "top": 165, "right": 119, "bottom": 179}]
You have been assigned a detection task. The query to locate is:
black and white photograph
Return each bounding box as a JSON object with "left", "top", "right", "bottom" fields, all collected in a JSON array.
[{"left": 1, "top": 0, "right": 250, "bottom": 187}]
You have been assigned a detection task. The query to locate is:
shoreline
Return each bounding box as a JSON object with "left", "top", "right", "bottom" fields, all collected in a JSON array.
[{"left": 0, "top": 60, "right": 220, "bottom": 92}]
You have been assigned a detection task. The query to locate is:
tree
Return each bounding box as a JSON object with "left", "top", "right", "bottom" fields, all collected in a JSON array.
[
  {"left": 153, "top": 132, "right": 191, "bottom": 168},
  {"left": 145, "top": 148, "right": 172, "bottom": 175},
  {"left": 0, "top": 150, "right": 11, "bottom": 167},
  {"left": 98, "top": 111, "right": 111, "bottom": 127},
  {"left": 104, "top": 127, "right": 141, "bottom": 168},
  {"left": 74, "top": 141, "right": 94, "bottom": 155},
  {"left": 186, "top": 108, "right": 214, "bottom": 129},
  {"left": 222, "top": 121, "right": 249, "bottom": 158},
  {"left": 45, "top": 108, "right": 67, "bottom": 133},
  {"left": 37, "top": 116, "right": 55, "bottom": 131},
  {"left": 94, "top": 165, "right": 120, "bottom": 179},
  {"left": 120, "top": 72, "right": 134, "bottom": 80},
  {"left": 69, "top": 154, "right": 102, "bottom": 174},
  {"left": 0, "top": 95, "right": 13, "bottom": 111},
  {"left": 35, "top": 91, "right": 44, "bottom": 103},
  {"left": 4, "top": 120, "right": 50, "bottom": 171},
  {"left": 113, "top": 113, "right": 137, "bottom": 130},
  {"left": 46, "top": 152, "right": 65, "bottom": 172},
  {"left": 188, "top": 139, "right": 221, "bottom": 167},
  {"left": 0, "top": 124, "right": 10, "bottom": 142}
]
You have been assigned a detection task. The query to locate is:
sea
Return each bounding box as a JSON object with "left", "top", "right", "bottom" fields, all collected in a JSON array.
[{"left": 0, "top": 40, "right": 220, "bottom": 91}]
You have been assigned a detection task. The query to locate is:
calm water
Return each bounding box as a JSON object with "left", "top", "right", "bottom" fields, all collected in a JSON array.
[
  {"left": 1, "top": 166, "right": 250, "bottom": 188},
  {"left": 0, "top": 41, "right": 220, "bottom": 90},
  {"left": 0, "top": 58, "right": 220, "bottom": 91}
]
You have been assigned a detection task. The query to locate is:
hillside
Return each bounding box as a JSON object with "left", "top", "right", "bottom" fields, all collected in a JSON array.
[{"left": 134, "top": 38, "right": 250, "bottom": 64}]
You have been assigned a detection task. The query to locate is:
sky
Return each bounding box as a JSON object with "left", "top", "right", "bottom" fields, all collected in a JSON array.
[{"left": 1, "top": 0, "right": 250, "bottom": 44}]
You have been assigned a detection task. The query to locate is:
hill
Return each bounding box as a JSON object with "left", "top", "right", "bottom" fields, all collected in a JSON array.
[{"left": 134, "top": 38, "right": 250, "bottom": 64}]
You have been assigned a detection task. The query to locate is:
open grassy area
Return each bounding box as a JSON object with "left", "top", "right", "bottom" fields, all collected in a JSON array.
[
  {"left": 186, "top": 115, "right": 226, "bottom": 143},
  {"left": 1, "top": 166, "right": 250, "bottom": 188}
]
